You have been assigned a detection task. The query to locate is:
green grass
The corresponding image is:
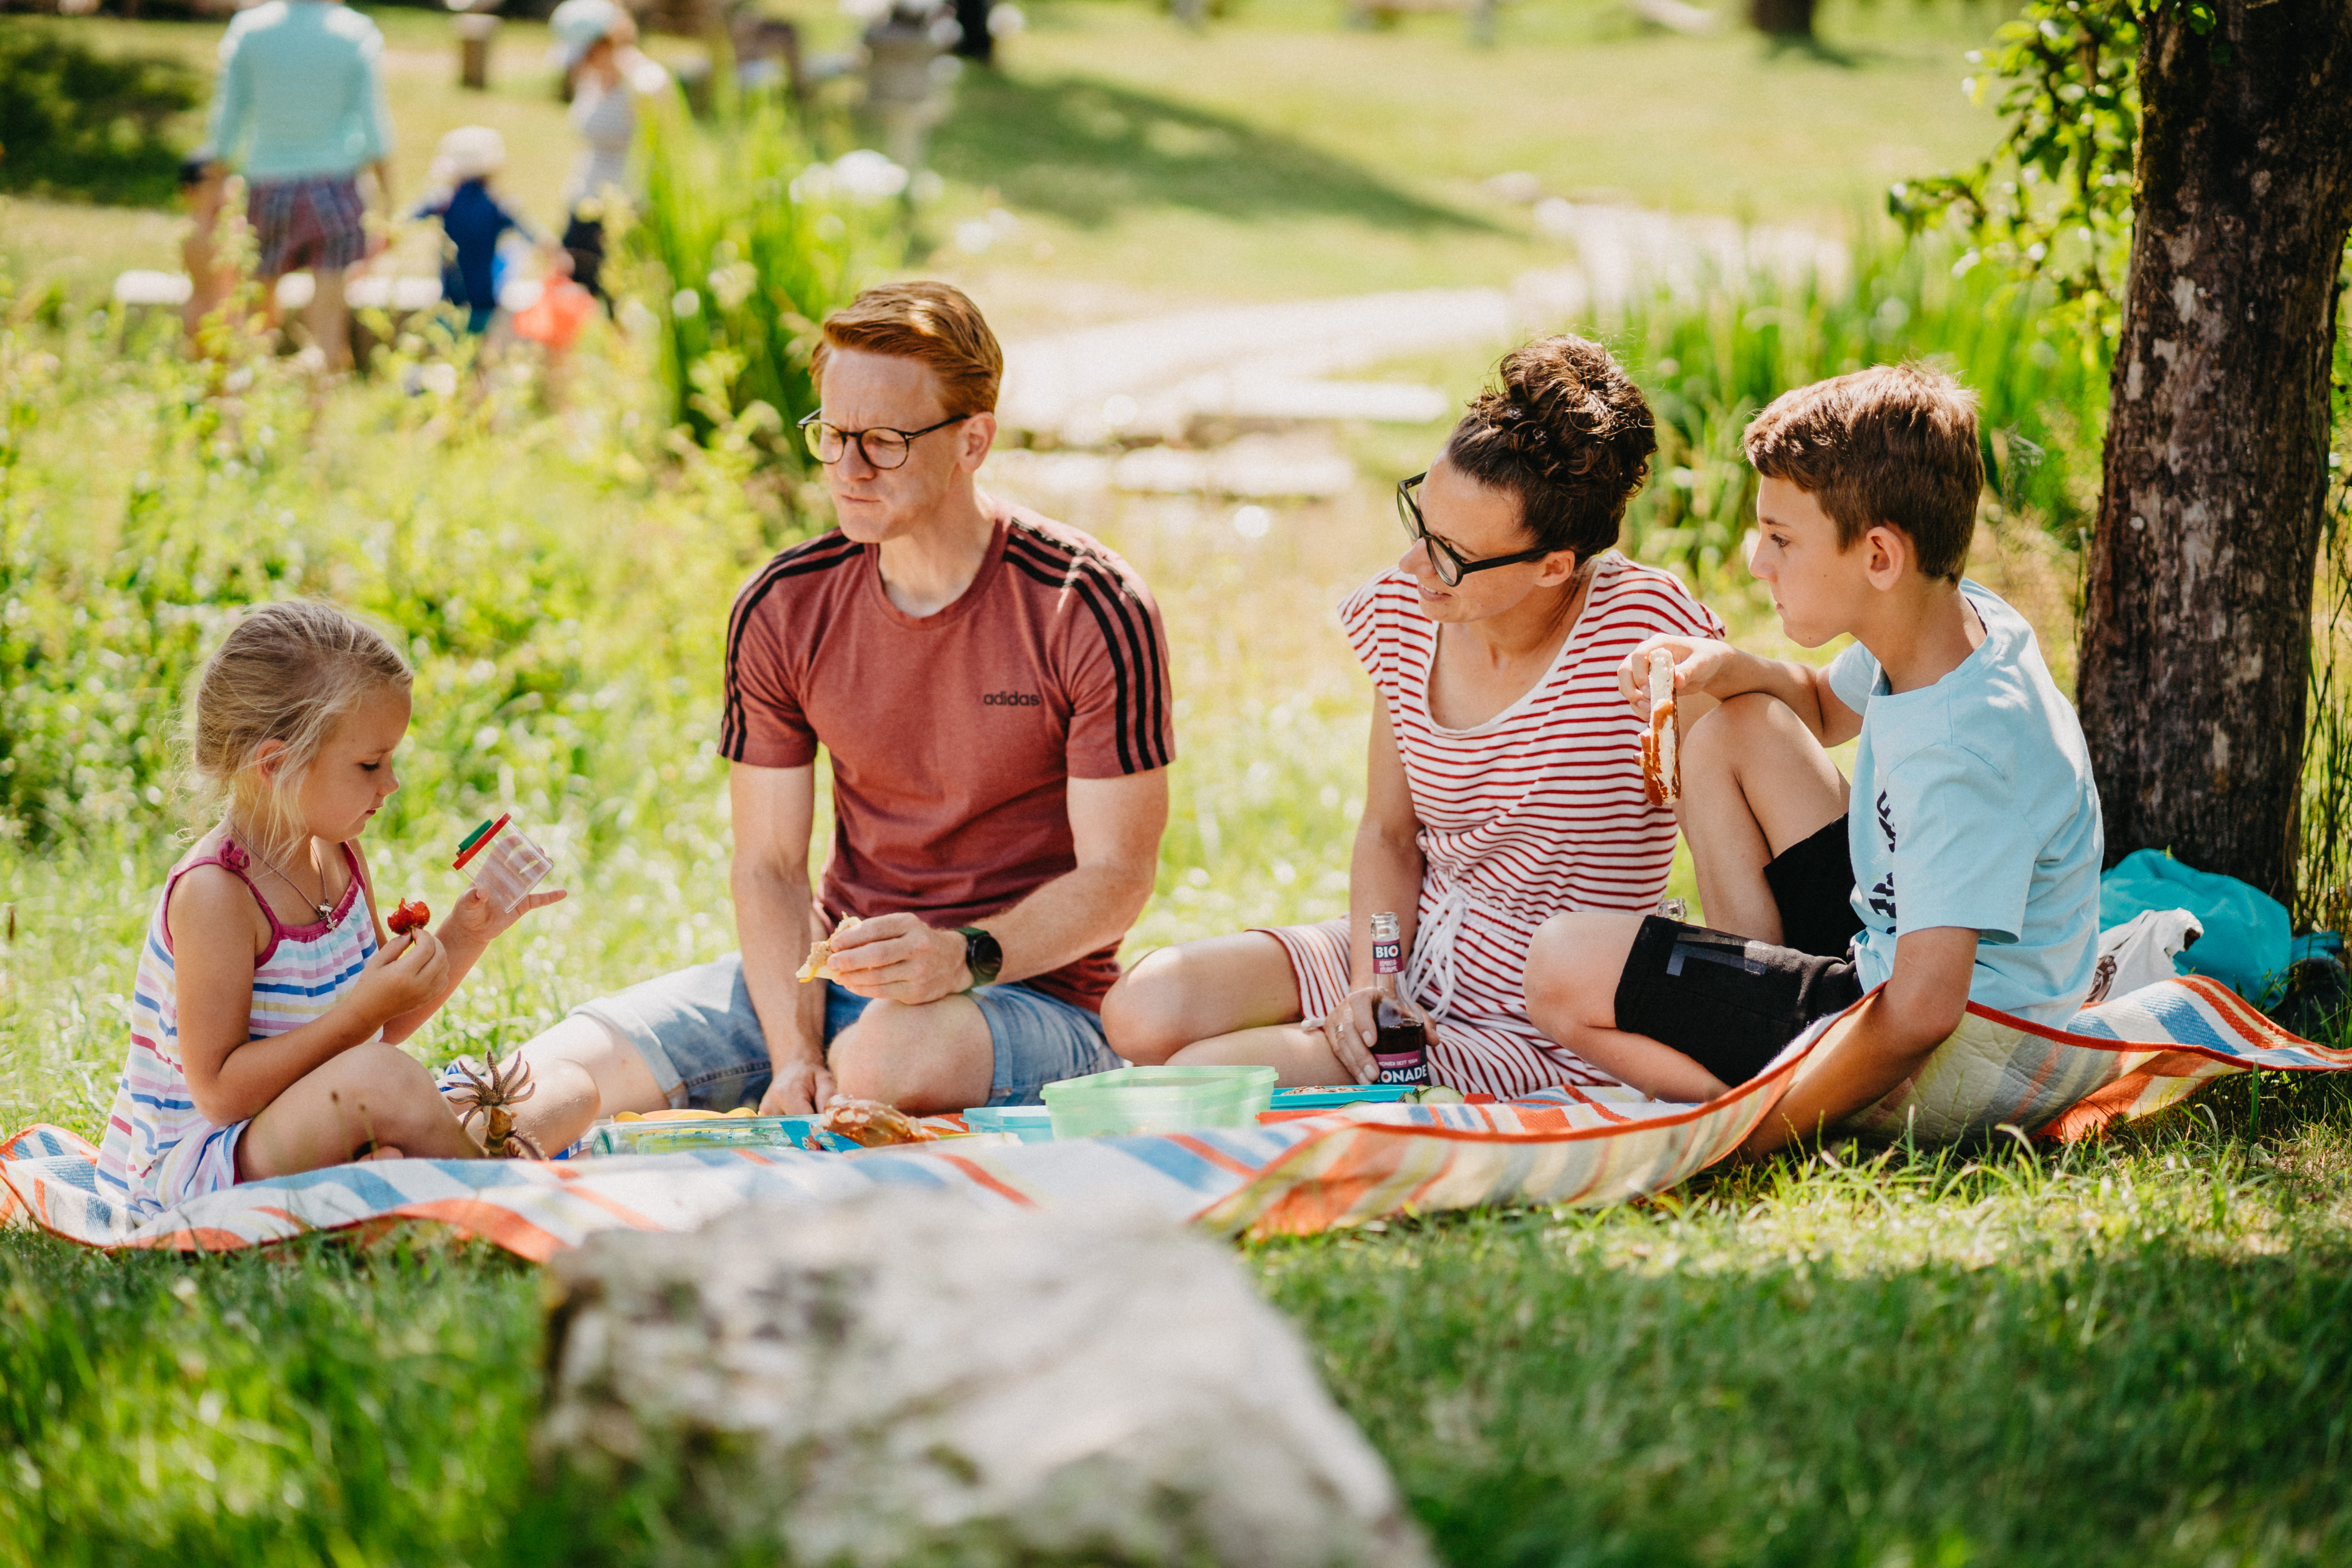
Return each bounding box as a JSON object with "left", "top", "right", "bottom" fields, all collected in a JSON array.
[
  {"left": 5, "top": 1092, "right": 2350, "bottom": 1566},
  {"left": 916, "top": 0, "right": 2008, "bottom": 301},
  {"left": 4, "top": 266, "right": 2349, "bottom": 1565},
  {"left": 6, "top": 7, "right": 2352, "bottom": 1557},
  {"left": 6, "top": 0, "right": 2014, "bottom": 313}
]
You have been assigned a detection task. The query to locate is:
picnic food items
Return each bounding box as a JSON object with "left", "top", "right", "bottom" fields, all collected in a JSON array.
[
  {"left": 1367, "top": 911, "right": 1434, "bottom": 1088},
  {"left": 387, "top": 898, "right": 430, "bottom": 936},
  {"left": 444, "top": 1046, "right": 544, "bottom": 1159},
  {"left": 796, "top": 915, "right": 863, "bottom": 983},
  {"left": 452, "top": 814, "right": 554, "bottom": 913},
  {"left": 819, "top": 1096, "right": 935, "bottom": 1147},
  {"left": 1640, "top": 648, "right": 1680, "bottom": 806}
]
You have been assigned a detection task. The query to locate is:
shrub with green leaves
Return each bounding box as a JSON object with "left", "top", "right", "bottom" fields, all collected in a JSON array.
[
  {"left": 0, "top": 23, "right": 203, "bottom": 209},
  {"left": 0, "top": 290, "right": 800, "bottom": 854}
]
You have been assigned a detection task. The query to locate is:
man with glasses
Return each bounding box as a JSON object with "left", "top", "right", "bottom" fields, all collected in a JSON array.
[{"left": 498, "top": 282, "right": 1174, "bottom": 1142}]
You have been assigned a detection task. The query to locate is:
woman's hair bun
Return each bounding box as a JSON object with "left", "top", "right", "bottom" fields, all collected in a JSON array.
[{"left": 1444, "top": 335, "right": 1657, "bottom": 559}]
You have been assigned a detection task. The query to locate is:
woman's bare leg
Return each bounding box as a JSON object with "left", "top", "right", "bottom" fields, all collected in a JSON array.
[
  {"left": 1100, "top": 931, "right": 1306, "bottom": 1064},
  {"left": 237, "top": 1040, "right": 485, "bottom": 1178},
  {"left": 1678, "top": 693, "right": 1849, "bottom": 943},
  {"left": 1165, "top": 1025, "right": 1351, "bottom": 1087}
]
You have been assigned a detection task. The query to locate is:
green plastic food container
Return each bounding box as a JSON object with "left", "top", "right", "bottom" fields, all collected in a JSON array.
[{"left": 1041, "top": 1065, "right": 1278, "bottom": 1139}]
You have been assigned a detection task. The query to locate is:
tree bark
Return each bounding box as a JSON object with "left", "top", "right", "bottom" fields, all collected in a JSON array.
[
  {"left": 2077, "top": 2, "right": 2352, "bottom": 906},
  {"left": 1747, "top": 0, "right": 1813, "bottom": 38}
]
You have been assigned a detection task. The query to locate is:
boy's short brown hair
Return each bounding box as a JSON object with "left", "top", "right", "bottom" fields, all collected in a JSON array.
[
  {"left": 811, "top": 281, "right": 1003, "bottom": 416},
  {"left": 1743, "top": 363, "right": 1983, "bottom": 582}
]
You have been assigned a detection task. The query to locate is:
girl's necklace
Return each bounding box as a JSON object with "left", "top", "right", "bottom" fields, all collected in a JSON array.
[{"left": 243, "top": 839, "right": 339, "bottom": 927}]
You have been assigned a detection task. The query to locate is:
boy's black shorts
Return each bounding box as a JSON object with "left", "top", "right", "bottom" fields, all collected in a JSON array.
[
  {"left": 1761, "top": 815, "right": 1866, "bottom": 959},
  {"left": 1612, "top": 816, "right": 1866, "bottom": 1089}
]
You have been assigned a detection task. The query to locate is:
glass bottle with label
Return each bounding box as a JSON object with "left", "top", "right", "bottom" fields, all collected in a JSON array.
[{"left": 1367, "top": 911, "right": 1433, "bottom": 1087}]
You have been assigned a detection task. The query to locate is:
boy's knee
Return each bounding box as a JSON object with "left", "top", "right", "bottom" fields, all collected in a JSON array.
[{"left": 1685, "top": 692, "right": 1786, "bottom": 771}]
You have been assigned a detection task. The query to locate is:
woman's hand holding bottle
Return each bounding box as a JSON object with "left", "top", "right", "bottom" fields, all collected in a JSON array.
[{"left": 1318, "top": 988, "right": 1386, "bottom": 1085}]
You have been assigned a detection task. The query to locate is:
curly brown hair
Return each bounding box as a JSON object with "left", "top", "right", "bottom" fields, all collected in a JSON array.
[{"left": 1444, "top": 336, "right": 1658, "bottom": 561}]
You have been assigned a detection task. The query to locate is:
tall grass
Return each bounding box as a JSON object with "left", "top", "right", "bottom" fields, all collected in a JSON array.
[
  {"left": 1612, "top": 239, "right": 2108, "bottom": 614},
  {"left": 630, "top": 88, "right": 898, "bottom": 458},
  {"left": 0, "top": 281, "right": 794, "bottom": 1132},
  {"left": 2297, "top": 463, "right": 2352, "bottom": 940}
]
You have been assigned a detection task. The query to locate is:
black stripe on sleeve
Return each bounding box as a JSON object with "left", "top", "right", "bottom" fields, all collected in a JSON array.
[
  {"left": 719, "top": 531, "right": 863, "bottom": 762},
  {"left": 1004, "top": 527, "right": 1171, "bottom": 768},
  {"left": 1004, "top": 530, "right": 1173, "bottom": 773},
  {"left": 1002, "top": 548, "right": 1136, "bottom": 774}
]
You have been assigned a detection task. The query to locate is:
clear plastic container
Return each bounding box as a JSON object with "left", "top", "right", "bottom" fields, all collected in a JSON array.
[
  {"left": 587, "top": 1114, "right": 819, "bottom": 1156},
  {"left": 960, "top": 1105, "right": 1057, "bottom": 1143},
  {"left": 1041, "top": 1065, "right": 1277, "bottom": 1139},
  {"left": 452, "top": 814, "right": 553, "bottom": 913}
]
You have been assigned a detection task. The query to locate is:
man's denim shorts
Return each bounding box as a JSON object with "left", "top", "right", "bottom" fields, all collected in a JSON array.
[{"left": 570, "top": 951, "right": 1120, "bottom": 1109}]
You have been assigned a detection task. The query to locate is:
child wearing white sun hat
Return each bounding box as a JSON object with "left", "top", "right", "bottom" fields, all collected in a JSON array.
[{"left": 412, "top": 125, "right": 541, "bottom": 334}]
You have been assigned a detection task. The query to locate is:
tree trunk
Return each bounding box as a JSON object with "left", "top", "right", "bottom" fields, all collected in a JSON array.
[
  {"left": 2077, "top": 2, "right": 2352, "bottom": 906},
  {"left": 1747, "top": 0, "right": 1813, "bottom": 38}
]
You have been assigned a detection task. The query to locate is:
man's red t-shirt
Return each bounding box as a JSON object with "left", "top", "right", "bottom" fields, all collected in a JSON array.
[{"left": 719, "top": 501, "right": 1176, "bottom": 1012}]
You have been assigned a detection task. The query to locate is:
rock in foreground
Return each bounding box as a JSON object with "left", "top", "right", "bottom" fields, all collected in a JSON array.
[{"left": 540, "top": 1193, "right": 1433, "bottom": 1568}]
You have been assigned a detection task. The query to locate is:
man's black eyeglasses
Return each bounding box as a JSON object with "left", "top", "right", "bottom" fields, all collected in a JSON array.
[
  {"left": 798, "top": 410, "right": 970, "bottom": 470},
  {"left": 1396, "top": 471, "right": 1556, "bottom": 586}
]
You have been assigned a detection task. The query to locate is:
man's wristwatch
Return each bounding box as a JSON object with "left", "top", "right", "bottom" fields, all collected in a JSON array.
[{"left": 954, "top": 926, "right": 1003, "bottom": 989}]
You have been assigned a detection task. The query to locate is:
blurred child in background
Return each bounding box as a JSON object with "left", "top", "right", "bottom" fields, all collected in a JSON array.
[
  {"left": 413, "top": 126, "right": 540, "bottom": 336},
  {"left": 178, "top": 154, "right": 235, "bottom": 347},
  {"left": 550, "top": 0, "right": 666, "bottom": 307}
]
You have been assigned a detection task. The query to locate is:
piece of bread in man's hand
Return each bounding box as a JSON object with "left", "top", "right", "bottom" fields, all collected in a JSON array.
[
  {"left": 1640, "top": 648, "right": 1680, "bottom": 807},
  {"left": 796, "top": 915, "right": 863, "bottom": 983}
]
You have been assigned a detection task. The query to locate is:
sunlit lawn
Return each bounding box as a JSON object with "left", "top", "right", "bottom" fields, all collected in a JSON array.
[
  {"left": 7, "top": 0, "right": 2006, "bottom": 313},
  {"left": 6, "top": 3, "right": 2352, "bottom": 1560}
]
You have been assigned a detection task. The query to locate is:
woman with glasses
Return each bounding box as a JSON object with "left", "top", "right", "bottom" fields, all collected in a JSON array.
[{"left": 1100, "top": 336, "right": 1725, "bottom": 1096}]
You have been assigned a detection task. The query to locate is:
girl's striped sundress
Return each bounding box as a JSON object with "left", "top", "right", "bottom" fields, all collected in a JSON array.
[{"left": 95, "top": 838, "right": 379, "bottom": 1221}]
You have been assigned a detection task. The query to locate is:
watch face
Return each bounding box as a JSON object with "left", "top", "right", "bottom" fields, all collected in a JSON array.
[{"left": 963, "top": 926, "right": 1003, "bottom": 980}]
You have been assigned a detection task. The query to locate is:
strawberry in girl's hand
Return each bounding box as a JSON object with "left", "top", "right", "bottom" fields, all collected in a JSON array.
[{"left": 388, "top": 899, "right": 430, "bottom": 936}]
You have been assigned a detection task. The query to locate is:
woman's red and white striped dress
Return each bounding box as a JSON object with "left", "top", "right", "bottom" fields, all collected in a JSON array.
[{"left": 1262, "top": 553, "right": 1727, "bottom": 1096}]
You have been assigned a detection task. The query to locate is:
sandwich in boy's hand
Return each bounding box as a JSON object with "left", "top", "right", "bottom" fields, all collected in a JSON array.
[
  {"left": 796, "top": 915, "right": 863, "bottom": 983},
  {"left": 1640, "top": 648, "right": 1679, "bottom": 806}
]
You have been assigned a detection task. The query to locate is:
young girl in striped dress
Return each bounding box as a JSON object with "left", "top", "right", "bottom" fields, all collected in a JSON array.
[
  {"left": 1102, "top": 336, "right": 1725, "bottom": 1097},
  {"left": 95, "top": 602, "right": 564, "bottom": 1221}
]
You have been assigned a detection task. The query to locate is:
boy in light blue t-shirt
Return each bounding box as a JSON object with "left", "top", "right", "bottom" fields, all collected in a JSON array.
[{"left": 1522, "top": 362, "right": 2102, "bottom": 1152}]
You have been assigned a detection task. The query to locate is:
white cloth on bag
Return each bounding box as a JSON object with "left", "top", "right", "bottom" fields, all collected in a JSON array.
[{"left": 2081, "top": 907, "right": 2204, "bottom": 1010}]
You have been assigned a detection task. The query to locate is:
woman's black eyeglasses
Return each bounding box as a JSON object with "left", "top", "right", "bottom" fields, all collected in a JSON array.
[
  {"left": 798, "top": 410, "right": 970, "bottom": 470},
  {"left": 1396, "top": 471, "right": 1556, "bottom": 586}
]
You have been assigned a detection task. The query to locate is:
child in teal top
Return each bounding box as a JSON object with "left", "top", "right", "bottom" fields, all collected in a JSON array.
[{"left": 1520, "top": 362, "right": 2102, "bottom": 1152}]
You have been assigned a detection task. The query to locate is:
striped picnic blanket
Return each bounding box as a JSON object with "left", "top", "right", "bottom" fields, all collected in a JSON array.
[{"left": 3, "top": 976, "right": 2341, "bottom": 1259}]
